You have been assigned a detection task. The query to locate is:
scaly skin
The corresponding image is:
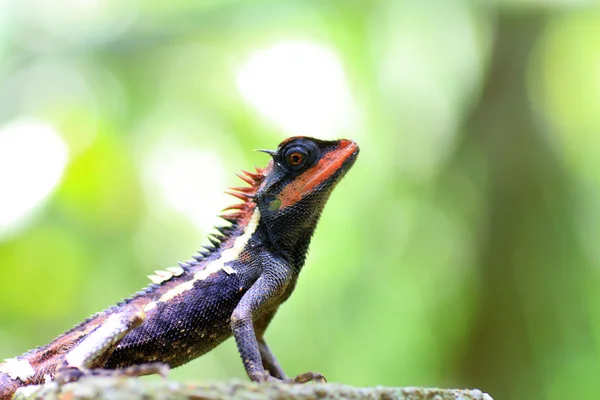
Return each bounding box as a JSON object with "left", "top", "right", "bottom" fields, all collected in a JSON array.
[{"left": 0, "top": 137, "right": 359, "bottom": 399}]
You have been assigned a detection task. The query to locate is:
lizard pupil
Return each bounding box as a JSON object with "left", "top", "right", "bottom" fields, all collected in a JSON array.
[{"left": 289, "top": 152, "right": 303, "bottom": 165}]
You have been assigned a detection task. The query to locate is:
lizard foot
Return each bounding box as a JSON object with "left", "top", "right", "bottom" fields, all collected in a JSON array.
[
  {"left": 284, "top": 371, "right": 327, "bottom": 384},
  {"left": 55, "top": 366, "right": 85, "bottom": 384},
  {"left": 56, "top": 362, "right": 169, "bottom": 384},
  {"left": 97, "top": 363, "right": 170, "bottom": 379}
]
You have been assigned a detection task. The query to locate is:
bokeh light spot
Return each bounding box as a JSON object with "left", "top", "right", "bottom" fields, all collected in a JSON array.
[
  {"left": 142, "top": 138, "right": 228, "bottom": 231},
  {"left": 236, "top": 40, "right": 359, "bottom": 138},
  {"left": 0, "top": 119, "right": 68, "bottom": 238}
]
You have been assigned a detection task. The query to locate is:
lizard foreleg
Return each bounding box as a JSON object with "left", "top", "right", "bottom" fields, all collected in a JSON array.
[{"left": 231, "top": 262, "right": 326, "bottom": 384}]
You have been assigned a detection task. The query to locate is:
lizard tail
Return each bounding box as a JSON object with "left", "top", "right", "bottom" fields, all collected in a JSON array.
[{"left": 0, "top": 371, "right": 21, "bottom": 400}]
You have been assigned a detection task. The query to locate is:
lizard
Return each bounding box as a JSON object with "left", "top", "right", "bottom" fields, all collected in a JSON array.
[{"left": 0, "top": 136, "right": 359, "bottom": 399}]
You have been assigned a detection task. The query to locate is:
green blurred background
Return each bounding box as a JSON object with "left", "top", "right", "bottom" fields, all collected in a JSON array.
[{"left": 1, "top": 1, "right": 599, "bottom": 399}]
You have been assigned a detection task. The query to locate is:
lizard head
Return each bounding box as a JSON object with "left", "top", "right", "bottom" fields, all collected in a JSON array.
[{"left": 253, "top": 137, "right": 359, "bottom": 266}]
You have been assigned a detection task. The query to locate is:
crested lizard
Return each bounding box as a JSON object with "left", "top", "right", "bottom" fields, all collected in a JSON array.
[{"left": 0, "top": 136, "right": 359, "bottom": 399}]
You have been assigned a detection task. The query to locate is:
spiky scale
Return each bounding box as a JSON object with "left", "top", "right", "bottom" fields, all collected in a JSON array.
[
  {"left": 225, "top": 191, "right": 253, "bottom": 201},
  {"left": 154, "top": 270, "right": 172, "bottom": 279},
  {"left": 219, "top": 213, "right": 240, "bottom": 223},
  {"left": 242, "top": 169, "right": 261, "bottom": 180},
  {"left": 230, "top": 186, "right": 254, "bottom": 194},
  {"left": 212, "top": 232, "right": 226, "bottom": 240},
  {"left": 255, "top": 149, "right": 276, "bottom": 156},
  {"left": 147, "top": 275, "right": 163, "bottom": 284},
  {"left": 222, "top": 204, "right": 245, "bottom": 211},
  {"left": 166, "top": 266, "right": 185, "bottom": 276},
  {"left": 215, "top": 226, "right": 230, "bottom": 235},
  {"left": 236, "top": 173, "right": 254, "bottom": 185}
]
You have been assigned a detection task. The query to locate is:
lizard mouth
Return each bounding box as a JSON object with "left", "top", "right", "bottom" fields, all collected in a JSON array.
[
  {"left": 340, "top": 140, "right": 359, "bottom": 171},
  {"left": 304, "top": 139, "right": 358, "bottom": 189}
]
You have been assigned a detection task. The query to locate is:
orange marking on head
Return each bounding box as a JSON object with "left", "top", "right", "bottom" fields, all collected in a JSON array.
[{"left": 278, "top": 140, "right": 357, "bottom": 208}]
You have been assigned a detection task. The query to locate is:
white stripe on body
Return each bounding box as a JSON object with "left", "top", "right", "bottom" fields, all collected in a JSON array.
[{"left": 143, "top": 209, "right": 261, "bottom": 312}]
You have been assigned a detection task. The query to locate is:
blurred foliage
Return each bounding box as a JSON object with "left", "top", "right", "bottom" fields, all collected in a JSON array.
[{"left": 1, "top": 1, "right": 600, "bottom": 400}]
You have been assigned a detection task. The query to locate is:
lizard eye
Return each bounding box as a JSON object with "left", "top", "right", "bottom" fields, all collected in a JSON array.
[
  {"left": 288, "top": 152, "right": 304, "bottom": 167},
  {"left": 281, "top": 141, "right": 319, "bottom": 172},
  {"left": 283, "top": 148, "right": 308, "bottom": 171}
]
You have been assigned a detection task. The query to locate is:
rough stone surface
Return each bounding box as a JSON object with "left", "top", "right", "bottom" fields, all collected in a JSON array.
[{"left": 13, "top": 377, "right": 494, "bottom": 400}]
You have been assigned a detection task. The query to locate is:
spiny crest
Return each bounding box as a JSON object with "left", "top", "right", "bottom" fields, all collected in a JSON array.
[
  {"left": 147, "top": 265, "right": 185, "bottom": 285},
  {"left": 220, "top": 166, "right": 266, "bottom": 225},
  {"left": 144, "top": 166, "right": 266, "bottom": 286}
]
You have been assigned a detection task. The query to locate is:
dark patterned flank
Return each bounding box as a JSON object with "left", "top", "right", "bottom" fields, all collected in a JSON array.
[{"left": 4, "top": 164, "right": 267, "bottom": 353}]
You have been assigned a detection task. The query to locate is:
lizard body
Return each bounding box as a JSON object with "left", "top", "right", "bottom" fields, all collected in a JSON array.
[{"left": 0, "top": 136, "right": 358, "bottom": 399}]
